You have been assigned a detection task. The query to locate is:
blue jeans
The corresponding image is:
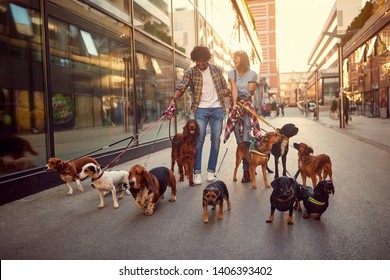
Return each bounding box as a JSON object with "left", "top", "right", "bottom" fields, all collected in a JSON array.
[
  {"left": 233, "top": 112, "right": 250, "bottom": 170},
  {"left": 194, "top": 107, "right": 224, "bottom": 174}
]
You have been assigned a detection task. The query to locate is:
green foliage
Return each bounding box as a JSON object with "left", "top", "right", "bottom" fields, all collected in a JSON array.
[
  {"left": 341, "top": 2, "right": 374, "bottom": 45},
  {"left": 330, "top": 99, "right": 338, "bottom": 113},
  {"left": 271, "top": 101, "right": 277, "bottom": 111}
]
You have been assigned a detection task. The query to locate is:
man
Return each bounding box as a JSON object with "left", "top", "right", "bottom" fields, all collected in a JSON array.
[{"left": 168, "top": 46, "right": 230, "bottom": 185}]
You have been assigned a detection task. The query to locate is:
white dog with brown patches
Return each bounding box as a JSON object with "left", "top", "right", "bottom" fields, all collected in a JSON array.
[{"left": 79, "top": 163, "right": 129, "bottom": 209}]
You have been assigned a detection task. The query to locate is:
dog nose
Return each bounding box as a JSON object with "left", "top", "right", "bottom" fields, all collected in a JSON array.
[{"left": 129, "top": 180, "right": 135, "bottom": 187}]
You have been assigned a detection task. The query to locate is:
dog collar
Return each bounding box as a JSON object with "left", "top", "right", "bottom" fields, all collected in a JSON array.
[
  {"left": 308, "top": 196, "right": 326, "bottom": 206},
  {"left": 92, "top": 171, "right": 104, "bottom": 182}
]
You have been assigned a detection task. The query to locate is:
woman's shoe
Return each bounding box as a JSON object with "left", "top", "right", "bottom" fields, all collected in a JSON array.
[{"left": 241, "top": 169, "right": 250, "bottom": 183}]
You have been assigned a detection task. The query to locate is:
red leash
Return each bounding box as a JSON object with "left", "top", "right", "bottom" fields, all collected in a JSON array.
[{"left": 103, "top": 106, "right": 175, "bottom": 170}]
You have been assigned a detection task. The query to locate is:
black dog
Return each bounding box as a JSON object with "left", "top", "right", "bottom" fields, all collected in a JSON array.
[
  {"left": 295, "top": 180, "right": 335, "bottom": 220},
  {"left": 203, "top": 180, "right": 231, "bottom": 223},
  {"left": 266, "top": 176, "right": 298, "bottom": 225},
  {"left": 267, "top": 123, "right": 299, "bottom": 178}
]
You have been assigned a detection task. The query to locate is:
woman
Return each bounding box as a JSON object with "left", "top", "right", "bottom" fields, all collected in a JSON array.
[{"left": 224, "top": 50, "right": 261, "bottom": 183}]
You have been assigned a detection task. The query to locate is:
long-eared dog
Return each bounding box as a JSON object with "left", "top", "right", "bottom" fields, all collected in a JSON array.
[
  {"left": 266, "top": 176, "right": 299, "bottom": 225},
  {"left": 203, "top": 180, "right": 231, "bottom": 223},
  {"left": 78, "top": 163, "right": 128, "bottom": 209},
  {"left": 45, "top": 157, "right": 99, "bottom": 195},
  {"left": 267, "top": 123, "right": 299, "bottom": 178},
  {"left": 295, "top": 180, "right": 335, "bottom": 220},
  {"left": 233, "top": 131, "right": 283, "bottom": 189},
  {"left": 128, "top": 164, "right": 177, "bottom": 216},
  {"left": 171, "top": 119, "right": 200, "bottom": 186},
  {"left": 293, "top": 142, "right": 333, "bottom": 187}
]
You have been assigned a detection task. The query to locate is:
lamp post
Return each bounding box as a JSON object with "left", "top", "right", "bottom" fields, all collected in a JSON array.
[
  {"left": 308, "top": 64, "right": 319, "bottom": 120},
  {"left": 337, "top": 43, "right": 345, "bottom": 128}
]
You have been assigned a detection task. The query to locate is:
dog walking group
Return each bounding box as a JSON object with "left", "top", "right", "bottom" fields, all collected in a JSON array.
[
  {"left": 44, "top": 45, "right": 334, "bottom": 225},
  {"left": 44, "top": 115, "right": 335, "bottom": 226}
]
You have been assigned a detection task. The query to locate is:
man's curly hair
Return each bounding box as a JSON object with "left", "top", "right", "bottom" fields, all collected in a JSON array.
[{"left": 190, "top": 46, "right": 211, "bottom": 62}]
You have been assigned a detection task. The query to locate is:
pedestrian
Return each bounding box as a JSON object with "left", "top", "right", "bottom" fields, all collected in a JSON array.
[
  {"left": 344, "top": 95, "right": 350, "bottom": 125},
  {"left": 168, "top": 46, "right": 230, "bottom": 185},
  {"left": 223, "top": 50, "right": 261, "bottom": 183},
  {"left": 280, "top": 101, "right": 285, "bottom": 116}
]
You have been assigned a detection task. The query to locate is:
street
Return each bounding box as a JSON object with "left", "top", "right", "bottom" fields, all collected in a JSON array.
[{"left": 0, "top": 107, "right": 389, "bottom": 260}]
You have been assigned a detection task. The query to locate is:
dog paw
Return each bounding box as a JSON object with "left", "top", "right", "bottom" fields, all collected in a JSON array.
[
  {"left": 266, "top": 219, "right": 273, "bottom": 223},
  {"left": 303, "top": 213, "right": 310, "bottom": 219},
  {"left": 144, "top": 210, "right": 153, "bottom": 216},
  {"left": 169, "top": 195, "right": 176, "bottom": 202},
  {"left": 98, "top": 204, "right": 104, "bottom": 209},
  {"left": 217, "top": 215, "right": 224, "bottom": 220},
  {"left": 203, "top": 218, "right": 209, "bottom": 223},
  {"left": 114, "top": 204, "right": 119, "bottom": 209}
]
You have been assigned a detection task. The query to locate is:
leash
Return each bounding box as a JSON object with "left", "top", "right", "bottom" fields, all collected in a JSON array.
[
  {"left": 102, "top": 106, "right": 175, "bottom": 171},
  {"left": 236, "top": 101, "right": 279, "bottom": 133},
  {"left": 143, "top": 118, "right": 165, "bottom": 167}
]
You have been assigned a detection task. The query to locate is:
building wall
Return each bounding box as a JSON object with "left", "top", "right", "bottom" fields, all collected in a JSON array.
[{"left": 248, "top": 0, "right": 279, "bottom": 100}]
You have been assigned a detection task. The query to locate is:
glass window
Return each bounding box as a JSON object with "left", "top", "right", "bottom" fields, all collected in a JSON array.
[
  {"left": 134, "top": 31, "right": 174, "bottom": 144},
  {"left": 133, "top": 0, "right": 172, "bottom": 46},
  {"left": 48, "top": 0, "right": 134, "bottom": 160},
  {"left": 0, "top": 2, "right": 45, "bottom": 176},
  {"left": 173, "top": 0, "right": 195, "bottom": 57}
]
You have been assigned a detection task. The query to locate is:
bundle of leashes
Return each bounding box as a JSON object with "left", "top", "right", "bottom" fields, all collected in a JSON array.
[{"left": 70, "top": 105, "right": 175, "bottom": 171}]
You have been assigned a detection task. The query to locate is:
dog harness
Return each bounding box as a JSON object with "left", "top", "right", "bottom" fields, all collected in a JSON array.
[
  {"left": 249, "top": 138, "right": 270, "bottom": 158},
  {"left": 308, "top": 196, "right": 326, "bottom": 206}
]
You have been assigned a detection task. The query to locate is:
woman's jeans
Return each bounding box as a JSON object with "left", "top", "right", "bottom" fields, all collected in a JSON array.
[
  {"left": 234, "top": 112, "right": 250, "bottom": 170},
  {"left": 194, "top": 107, "right": 224, "bottom": 174}
]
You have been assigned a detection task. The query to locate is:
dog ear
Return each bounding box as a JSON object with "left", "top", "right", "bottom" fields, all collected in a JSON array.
[
  {"left": 87, "top": 164, "right": 96, "bottom": 173},
  {"left": 270, "top": 179, "right": 278, "bottom": 189},
  {"left": 306, "top": 146, "right": 313, "bottom": 154},
  {"left": 143, "top": 169, "right": 159, "bottom": 196}
]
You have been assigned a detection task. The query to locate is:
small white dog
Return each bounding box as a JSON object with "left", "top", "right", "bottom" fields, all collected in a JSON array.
[{"left": 79, "top": 163, "right": 129, "bottom": 209}]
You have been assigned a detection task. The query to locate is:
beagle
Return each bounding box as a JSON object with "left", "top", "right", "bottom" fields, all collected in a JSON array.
[{"left": 45, "top": 157, "right": 99, "bottom": 195}]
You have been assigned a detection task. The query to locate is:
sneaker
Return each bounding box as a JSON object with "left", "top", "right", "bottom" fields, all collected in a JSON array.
[
  {"left": 194, "top": 174, "right": 202, "bottom": 185},
  {"left": 207, "top": 172, "right": 216, "bottom": 182}
]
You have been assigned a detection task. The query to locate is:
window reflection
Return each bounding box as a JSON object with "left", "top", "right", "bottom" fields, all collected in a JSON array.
[{"left": 133, "top": 0, "right": 171, "bottom": 45}]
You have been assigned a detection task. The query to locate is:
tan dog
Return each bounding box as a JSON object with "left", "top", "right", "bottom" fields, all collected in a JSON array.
[
  {"left": 128, "top": 164, "right": 177, "bottom": 216},
  {"left": 233, "top": 132, "right": 282, "bottom": 189},
  {"left": 45, "top": 157, "right": 99, "bottom": 194},
  {"left": 293, "top": 142, "right": 333, "bottom": 187}
]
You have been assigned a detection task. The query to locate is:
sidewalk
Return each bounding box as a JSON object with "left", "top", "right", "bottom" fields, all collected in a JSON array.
[{"left": 315, "top": 109, "right": 390, "bottom": 152}]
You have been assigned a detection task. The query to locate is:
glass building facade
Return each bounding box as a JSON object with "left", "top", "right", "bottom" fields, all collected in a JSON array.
[{"left": 0, "top": 0, "right": 262, "bottom": 204}]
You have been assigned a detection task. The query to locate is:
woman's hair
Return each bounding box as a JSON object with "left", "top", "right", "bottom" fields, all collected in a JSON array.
[
  {"left": 191, "top": 46, "right": 212, "bottom": 62},
  {"left": 234, "top": 50, "right": 250, "bottom": 72}
]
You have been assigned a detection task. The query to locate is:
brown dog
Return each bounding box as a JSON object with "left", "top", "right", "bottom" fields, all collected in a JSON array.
[
  {"left": 171, "top": 119, "right": 200, "bottom": 186},
  {"left": 293, "top": 142, "right": 333, "bottom": 187},
  {"left": 45, "top": 157, "right": 99, "bottom": 195},
  {"left": 128, "top": 164, "right": 177, "bottom": 216},
  {"left": 233, "top": 131, "right": 283, "bottom": 189},
  {"left": 203, "top": 180, "right": 231, "bottom": 223}
]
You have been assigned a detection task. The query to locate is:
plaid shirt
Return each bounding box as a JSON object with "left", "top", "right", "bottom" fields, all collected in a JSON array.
[
  {"left": 223, "top": 100, "right": 262, "bottom": 143},
  {"left": 175, "top": 63, "right": 228, "bottom": 112}
]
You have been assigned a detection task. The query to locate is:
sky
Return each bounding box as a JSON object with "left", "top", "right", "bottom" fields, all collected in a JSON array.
[{"left": 275, "top": 0, "right": 335, "bottom": 73}]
